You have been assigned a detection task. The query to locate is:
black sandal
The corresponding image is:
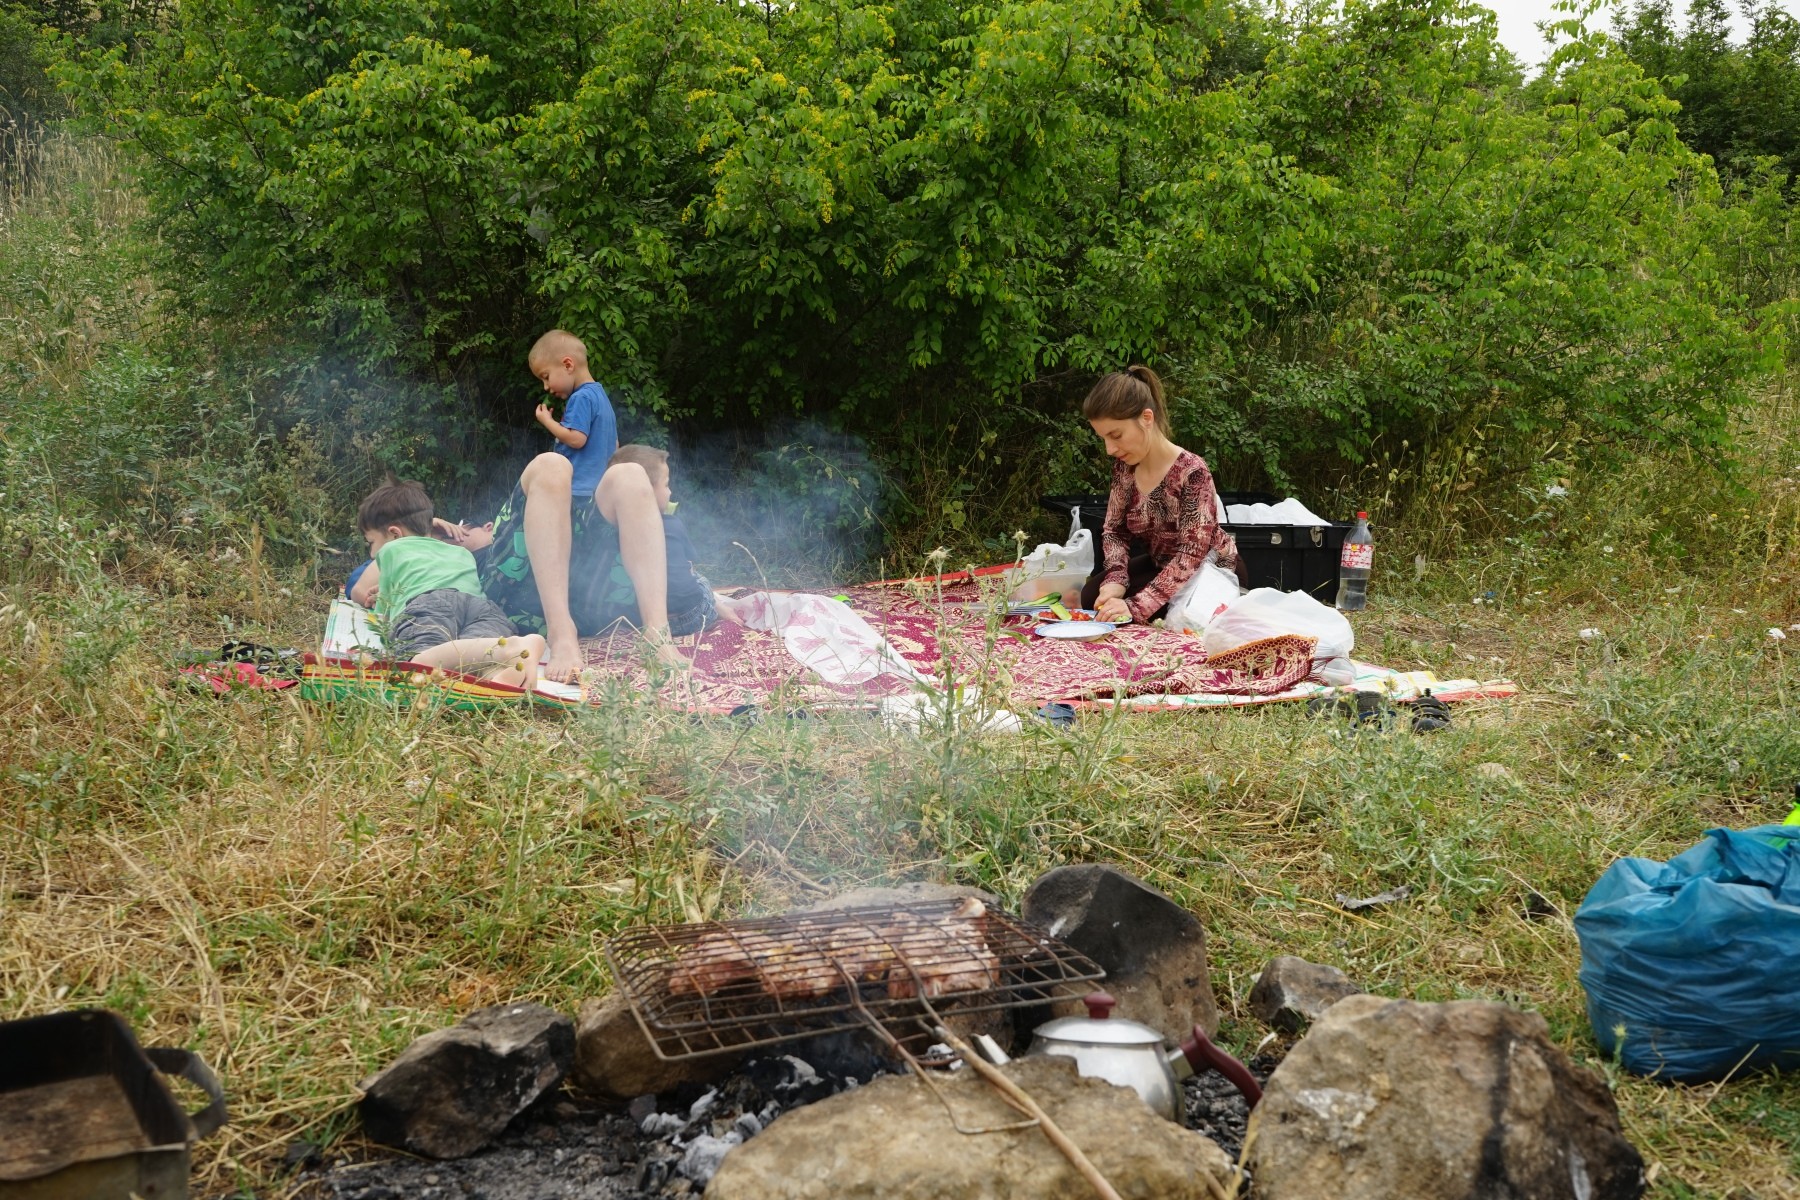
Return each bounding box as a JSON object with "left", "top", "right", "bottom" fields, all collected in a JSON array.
[
  {"left": 1410, "top": 691, "right": 1451, "bottom": 734},
  {"left": 1307, "top": 691, "right": 1393, "bottom": 732}
]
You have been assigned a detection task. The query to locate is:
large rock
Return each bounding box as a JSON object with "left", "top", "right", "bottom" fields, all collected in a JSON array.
[
  {"left": 1248, "top": 956, "right": 1365, "bottom": 1033},
  {"left": 358, "top": 1002, "right": 574, "bottom": 1159},
  {"left": 707, "top": 1056, "right": 1236, "bottom": 1200},
  {"left": 1249, "top": 995, "right": 1644, "bottom": 1200},
  {"left": 1022, "top": 864, "right": 1219, "bottom": 1038},
  {"left": 800, "top": 881, "right": 998, "bottom": 913},
  {"left": 574, "top": 994, "right": 743, "bottom": 1101}
]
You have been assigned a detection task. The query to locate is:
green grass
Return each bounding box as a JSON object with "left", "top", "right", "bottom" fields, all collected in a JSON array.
[{"left": 3, "top": 135, "right": 1800, "bottom": 1199}]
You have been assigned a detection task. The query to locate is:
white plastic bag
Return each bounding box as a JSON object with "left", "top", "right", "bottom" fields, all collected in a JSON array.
[
  {"left": 1005, "top": 507, "right": 1096, "bottom": 602},
  {"left": 1204, "top": 587, "right": 1356, "bottom": 685},
  {"left": 1165, "top": 556, "right": 1241, "bottom": 635}
]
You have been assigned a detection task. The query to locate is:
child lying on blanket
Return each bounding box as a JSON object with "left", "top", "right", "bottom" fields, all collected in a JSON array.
[{"left": 353, "top": 481, "right": 546, "bottom": 689}]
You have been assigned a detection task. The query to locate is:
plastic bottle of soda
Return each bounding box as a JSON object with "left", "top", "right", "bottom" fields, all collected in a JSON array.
[{"left": 1337, "top": 511, "right": 1373, "bottom": 611}]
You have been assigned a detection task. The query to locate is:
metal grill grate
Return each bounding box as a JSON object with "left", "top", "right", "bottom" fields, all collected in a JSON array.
[{"left": 605, "top": 900, "right": 1106, "bottom": 1060}]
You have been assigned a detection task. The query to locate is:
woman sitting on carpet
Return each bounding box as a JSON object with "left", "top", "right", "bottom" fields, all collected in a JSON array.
[{"left": 1064, "top": 365, "right": 1241, "bottom": 625}]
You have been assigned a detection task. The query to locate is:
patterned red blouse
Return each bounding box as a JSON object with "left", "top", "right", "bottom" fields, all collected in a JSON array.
[{"left": 1100, "top": 450, "right": 1240, "bottom": 623}]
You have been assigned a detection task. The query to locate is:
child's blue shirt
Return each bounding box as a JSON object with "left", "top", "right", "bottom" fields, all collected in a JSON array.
[{"left": 557, "top": 381, "right": 617, "bottom": 500}]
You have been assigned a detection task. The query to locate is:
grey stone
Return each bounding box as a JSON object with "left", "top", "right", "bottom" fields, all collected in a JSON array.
[
  {"left": 1249, "top": 995, "right": 1644, "bottom": 1200},
  {"left": 358, "top": 1002, "right": 575, "bottom": 1159},
  {"left": 574, "top": 995, "right": 742, "bottom": 1101},
  {"left": 1022, "top": 863, "right": 1219, "bottom": 1038},
  {"left": 707, "top": 1056, "right": 1236, "bottom": 1200},
  {"left": 1248, "top": 956, "right": 1365, "bottom": 1033}
]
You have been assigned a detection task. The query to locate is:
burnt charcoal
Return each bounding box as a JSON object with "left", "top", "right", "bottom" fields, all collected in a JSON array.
[
  {"left": 301, "top": 1044, "right": 899, "bottom": 1200},
  {"left": 663, "top": 1079, "right": 712, "bottom": 1113},
  {"left": 635, "top": 1156, "right": 675, "bottom": 1192},
  {"left": 1181, "top": 1053, "right": 1277, "bottom": 1162},
  {"left": 786, "top": 1030, "right": 891, "bottom": 1081},
  {"left": 743, "top": 1052, "right": 819, "bottom": 1096}
]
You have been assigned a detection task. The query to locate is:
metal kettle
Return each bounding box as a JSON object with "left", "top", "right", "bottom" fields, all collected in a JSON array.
[{"left": 1010, "top": 992, "right": 1262, "bottom": 1123}]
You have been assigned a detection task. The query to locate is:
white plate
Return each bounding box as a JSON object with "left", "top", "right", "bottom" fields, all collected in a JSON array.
[{"left": 1035, "top": 620, "right": 1117, "bottom": 640}]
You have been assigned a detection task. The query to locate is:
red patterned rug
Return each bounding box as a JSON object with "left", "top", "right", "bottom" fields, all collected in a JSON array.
[{"left": 578, "top": 580, "right": 1317, "bottom": 712}]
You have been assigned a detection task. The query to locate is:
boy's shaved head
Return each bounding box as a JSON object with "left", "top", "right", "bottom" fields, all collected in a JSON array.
[{"left": 529, "top": 329, "right": 587, "bottom": 368}]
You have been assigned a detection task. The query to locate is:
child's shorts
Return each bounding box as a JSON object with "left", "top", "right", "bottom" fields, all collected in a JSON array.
[
  {"left": 477, "top": 485, "right": 715, "bottom": 638},
  {"left": 562, "top": 521, "right": 716, "bottom": 637},
  {"left": 390, "top": 588, "right": 518, "bottom": 659}
]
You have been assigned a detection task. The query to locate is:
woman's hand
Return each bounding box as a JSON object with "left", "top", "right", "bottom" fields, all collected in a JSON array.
[{"left": 1095, "top": 596, "right": 1132, "bottom": 623}]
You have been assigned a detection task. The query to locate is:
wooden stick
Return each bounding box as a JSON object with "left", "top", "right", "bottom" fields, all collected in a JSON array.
[{"left": 933, "top": 1023, "right": 1125, "bottom": 1200}]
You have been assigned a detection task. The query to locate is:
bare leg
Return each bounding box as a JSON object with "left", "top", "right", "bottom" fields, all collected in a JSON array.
[
  {"left": 411, "top": 634, "right": 547, "bottom": 689},
  {"left": 516, "top": 453, "right": 584, "bottom": 682},
  {"left": 597, "top": 463, "right": 685, "bottom": 670}
]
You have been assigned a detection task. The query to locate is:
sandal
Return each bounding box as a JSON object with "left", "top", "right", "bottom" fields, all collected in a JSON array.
[
  {"left": 1351, "top": 690, "right": 1395, "bottom": 731},
  {"left": 1306, "top": 691, "right": 1393, "bottom": 732},
  {"left": 1410, "top": 691, "right": 1451, "bottom": 734}
]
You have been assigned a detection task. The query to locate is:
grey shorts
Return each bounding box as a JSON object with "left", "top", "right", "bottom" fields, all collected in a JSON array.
[{"left": 391, "top": 589, "right": 519, "bottom": 659}]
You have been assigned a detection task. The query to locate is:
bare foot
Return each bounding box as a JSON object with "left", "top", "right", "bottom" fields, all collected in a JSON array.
[
  {"left": 638, "top": 628, "right": 692, "bottom": 674},
  {"left": 543, "top": 634, "right": 584, "bottom": 683},
  {"left": 482, "top": 634, "right": 546, "bottom": 689}
]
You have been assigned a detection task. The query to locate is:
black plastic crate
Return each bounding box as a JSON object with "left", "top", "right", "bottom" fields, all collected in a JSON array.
[{"left": 1039, "top": 493, "right": 1346, "bottom": 603}]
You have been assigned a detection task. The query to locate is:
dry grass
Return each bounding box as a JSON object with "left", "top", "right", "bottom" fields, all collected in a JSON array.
[
  {"left": 3, "top": 134, "right": 1800, "bottom": 1200},
  {"left": 4, "top": 575, "right": 1799, "bottom": 1197}
]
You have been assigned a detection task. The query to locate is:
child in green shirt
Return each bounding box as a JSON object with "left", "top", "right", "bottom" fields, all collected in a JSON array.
[{"left": 354, "top": 482, "right": 545, "bottom": 688}]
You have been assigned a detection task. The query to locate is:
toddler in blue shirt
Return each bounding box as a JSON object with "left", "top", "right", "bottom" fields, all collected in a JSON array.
[{"left": 529, "top": 329, "right": 618, "bottom": 505}]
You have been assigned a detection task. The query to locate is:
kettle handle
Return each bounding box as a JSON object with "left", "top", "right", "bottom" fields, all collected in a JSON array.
[{"left": 1177, "top": 1026, "right": 1262, "bottom": 1109}]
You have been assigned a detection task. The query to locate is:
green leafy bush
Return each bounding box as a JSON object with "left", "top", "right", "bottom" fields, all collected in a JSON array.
[{"left": 57, "top": 0, "right": 1778, "bottom": 524}]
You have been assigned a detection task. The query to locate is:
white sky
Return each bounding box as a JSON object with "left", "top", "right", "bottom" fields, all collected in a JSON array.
[{"left": 1483, "top": 0, "right": 1793, "bottom": 66}]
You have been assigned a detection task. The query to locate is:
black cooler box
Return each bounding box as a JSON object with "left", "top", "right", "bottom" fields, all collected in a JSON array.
[{"left": 1040, "top": 493, "right": 1347, "bottom": 604}]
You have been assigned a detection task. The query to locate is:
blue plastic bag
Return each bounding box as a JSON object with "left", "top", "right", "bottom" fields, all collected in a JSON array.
[{"left": 1575, "top": 825, "right": 1800, "bottom": 1082}]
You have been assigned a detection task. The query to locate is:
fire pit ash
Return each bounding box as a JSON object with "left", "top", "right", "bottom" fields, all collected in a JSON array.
[{"left": 300, "top": 1036, "right": 896, "bottom": 1200}]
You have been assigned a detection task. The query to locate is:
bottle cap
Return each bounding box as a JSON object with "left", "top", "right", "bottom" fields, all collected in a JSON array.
[{"left": 1357, "top": 511, "right": 1368, "bottom": 519}]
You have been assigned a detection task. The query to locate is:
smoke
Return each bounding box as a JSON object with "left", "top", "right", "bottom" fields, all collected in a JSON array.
[
  {"left": 667, "top": 422, "right": 886, "bottom": 587},
  {"left": 269, "top": 345, "right": 888, "bottom": 587}
]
